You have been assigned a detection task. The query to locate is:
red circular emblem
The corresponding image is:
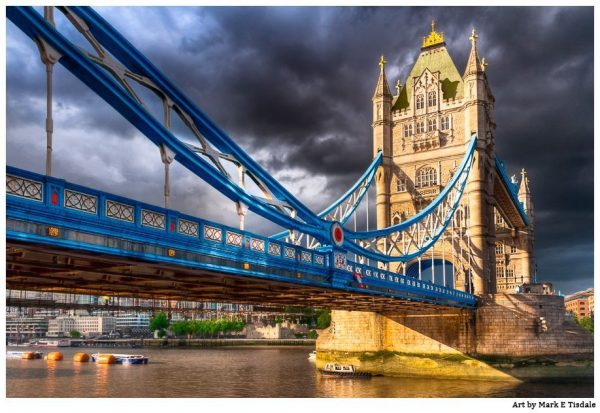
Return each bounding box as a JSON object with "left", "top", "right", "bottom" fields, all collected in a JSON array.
[
  {"left": 51, "top": 192, "right": 58, "bottom": 206},
  {"left": 330, "top": 222, "right": 344, "bottom": 247},
  {"left": 334, "top": 227, "right": 343, "bottom": 242}
]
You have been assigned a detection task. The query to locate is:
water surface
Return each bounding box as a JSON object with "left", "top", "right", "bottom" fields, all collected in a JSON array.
[{"left": 6, "top": 346, "right": 593, "bottom": 397}]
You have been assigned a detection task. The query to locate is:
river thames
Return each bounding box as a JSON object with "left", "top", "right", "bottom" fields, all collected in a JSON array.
[{"left": 6, "top": 346, "right": 593, "bottom": 398}]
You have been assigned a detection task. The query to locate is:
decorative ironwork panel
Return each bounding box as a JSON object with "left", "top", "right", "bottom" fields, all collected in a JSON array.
[
  {"left": 64, "top": 189, "right": 97, "bottom": 214},
  {"left": 268, "top": 243, "right": 281, "bottom": 256},
  {"left": 284, "top": 246, "right": 295, "bottom": 260},
  {"left": 141, "top": 209, "right": 166, "bottom": 229},
  {"left": 226, "top": 231, "right": 242, "bottom": 247},
  {"left": 250, "top": 238, "right": 265, "bottom": 252},
  {"left": 301, "top": 251, "right": 312, "bottom": 264},
  {"left": 178, "top": 218, "right": 199, "bottom": 237},
  {"left": 204, "top": 225, "right": 222, "bottom": 242},
  {"left": 106, "top": 200, "right": 134, "bottom": 222},
  {"left": 315, "top": 255, "right": 324, "bottom": 266},
  {"left": 6, "top": 175, "right": 43, "bottom": 201},
  {"left": 333, "top": 252, "right": 346, "bottom": 269}
]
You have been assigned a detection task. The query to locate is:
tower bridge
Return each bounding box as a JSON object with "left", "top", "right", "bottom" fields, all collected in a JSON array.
[{"left": 6, "top": 7, "right": 592, "bottom": 379}]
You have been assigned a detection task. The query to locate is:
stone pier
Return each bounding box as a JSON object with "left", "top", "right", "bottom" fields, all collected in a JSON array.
[{"left": 316, "top": 294, "right": 593, "bottom": 381}]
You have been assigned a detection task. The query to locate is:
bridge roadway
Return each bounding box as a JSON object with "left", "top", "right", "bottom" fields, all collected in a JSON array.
[{"left": 6, "top": 166, "right": 476, "bottom": 312}]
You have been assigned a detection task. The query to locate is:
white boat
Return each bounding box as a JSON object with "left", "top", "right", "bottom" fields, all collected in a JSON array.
[
  {"left": 91, "top": 353, "right": 149, "bottom": 364},
  {"left": 7, "top": 351, "right": 44, "bottom": 359},
  {"left": 31, "top": 339, "right": 70, "bottom": 347},
  {"left": 319, "top": 363, "right": 372, "bottom": 378},
  {"left": 308, "top": 350, "right": 317, "bottom": 360}
]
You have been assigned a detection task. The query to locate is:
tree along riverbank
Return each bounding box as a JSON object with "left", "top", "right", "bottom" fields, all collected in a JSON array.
[{"left": 143, "top": 338, "right": 316, "bottom": 347}]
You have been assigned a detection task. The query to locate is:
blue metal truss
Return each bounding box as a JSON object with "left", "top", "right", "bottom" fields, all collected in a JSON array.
[
  {"left": 6, "top": 166, "right": 477, "bottom": 308},
  {"left": 270, "top": 151, "right": 382, "bottom": 241},
  {"left": 7, "top": 6, "right": 331, "bottom": 243},
  {"left": 494, "top": 156, "right": 529, "bottom": 226}
]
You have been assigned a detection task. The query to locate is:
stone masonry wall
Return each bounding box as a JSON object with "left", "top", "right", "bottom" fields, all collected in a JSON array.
[
  {"left": 318, "top": 294, "right": 593, "bottom": 359},
  {"left": 476, "top": 294, "right": 593, "bottom": 357},
  {"left": 384, "top": 311, "right": 475, "bottom": 354}
]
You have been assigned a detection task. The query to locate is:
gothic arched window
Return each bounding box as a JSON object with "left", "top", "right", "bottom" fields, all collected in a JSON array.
[
  {"left": 416, "top": 121, "right": 425, "bottom": 134},
  {"left": 415, "top": 166, "right": 437, "bottom": 188},
  {"left": 427, "top": 118, "right": 437, "bottom": 132},
  {"left": 428, "top": 91, "right": 437, "bottom": 107},
  {"left": 403, "top": 124, "right": 413, "bottom": 138},
  {"left": 396, "top": 175, "right": 407, "bottom": 192},
  {"left": 416, "top": 94, "right": 424, "bottom": 110},
  {"left": 441, "top": 116, "right": 450, "bottom": 130}
]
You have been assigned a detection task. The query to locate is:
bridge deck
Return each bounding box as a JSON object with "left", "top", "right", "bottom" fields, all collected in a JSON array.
[{"left": 6, "top": 166, "right": 476, "bottom": 310}]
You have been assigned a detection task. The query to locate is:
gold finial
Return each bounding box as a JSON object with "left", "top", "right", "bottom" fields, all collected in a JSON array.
[
  {"left": 422, "top": 20, "right": 445, "bottom": 48},
  {"left": 481, "top": 57, "right": 488, "bottom": 71},
  {"left": 379, "top": 55, "right": 387, "bottom": 69},
  {"left": 469, "top": 27, "right": 479, "bottom": 47},
  {"left": 395, "top": 79, "right": 402, "bottom": 95}
]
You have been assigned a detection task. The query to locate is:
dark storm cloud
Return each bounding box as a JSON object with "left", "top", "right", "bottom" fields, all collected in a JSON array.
[{"left": 6, "top": 6, "right": 593, "bottom": 294}]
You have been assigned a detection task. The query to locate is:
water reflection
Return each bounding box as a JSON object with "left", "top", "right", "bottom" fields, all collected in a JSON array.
[
  {"left": 95, "top": 364, "right": 110, "bottom": 397},
  {"left": 6, "top": 346, "right": 593, "bottom": 398}
]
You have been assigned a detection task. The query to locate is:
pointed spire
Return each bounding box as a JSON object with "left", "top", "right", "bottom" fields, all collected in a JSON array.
[
  {"left": 518, "top": 168, "right": 534, "bottom": 219},
  {"left": 464, "top": 27, "right": 483, "bottom": 77},
  {"left": 518, "top": 168, "right": 530, "bottom": 197},
  {"left": 373, "top": 54, "right": 392, "bottom": 99}
]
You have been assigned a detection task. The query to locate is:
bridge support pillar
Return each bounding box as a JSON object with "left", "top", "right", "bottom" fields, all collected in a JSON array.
[
  {"left": 316, "top": 298, "right": 593, "bottom": 380},
  {"left": 466, "top": 141, "right": 495, "bottom": 294}
]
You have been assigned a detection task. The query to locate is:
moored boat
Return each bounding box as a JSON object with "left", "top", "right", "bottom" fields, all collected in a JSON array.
[
  {"left": 308, "top": 351, "right": 317, "bottom": 361},
  {"left": 7, "top": 351, "right": 44, "bottom": 359},
  {"left": 91, "top": 353, "right": 149, "bottom": 364},
  {"left": 319, "top": 363, "right": 371, "bottom": 378},
  {"left": 30, "top": 339, "right": 71, "bottom": 347}
]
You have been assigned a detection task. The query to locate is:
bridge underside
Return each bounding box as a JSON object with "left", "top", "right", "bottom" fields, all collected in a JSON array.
[
  {"left": 493, "top": 161, "right": 528, "bottom": 228},
  {"left": 6, "top": 241, "right": 454, "bottom": 314}
]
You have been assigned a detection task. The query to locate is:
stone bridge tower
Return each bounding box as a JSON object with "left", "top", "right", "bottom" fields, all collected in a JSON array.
[{"left": 372, "top": 22, "right": 534, "bottom": 295}]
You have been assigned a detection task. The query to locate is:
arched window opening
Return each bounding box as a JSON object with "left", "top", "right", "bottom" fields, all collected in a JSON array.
[
  {"left": 428, "top": 91, "right": 437, "bottom": 107},
  {"left": 416, "top": 94, "right": 424, "bottom": 110},
  {"left": 415, "top": 166, "right": 438, "bottom": 188},
  {"left": 441, "top": 116, "right": 450, "bottom": 130},
  {"left": 428, "top": 118, "right": 437, "bottom": 132},
  {"left": 396, "top": 175, "right": 407, "bottom": 192}
]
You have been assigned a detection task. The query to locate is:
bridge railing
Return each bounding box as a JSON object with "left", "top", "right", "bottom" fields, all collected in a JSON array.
[
  {"left": 6, "top": 166, "right": 328, "bottom": 273},
  {"left": 335, "top": 260, "right": 476, "bottom": 306},
  {"left": 7, "top": 166, "right": 477, "bottom": 308}
]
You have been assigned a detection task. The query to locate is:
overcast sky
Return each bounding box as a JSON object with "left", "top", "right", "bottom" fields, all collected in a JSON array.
[{"left": 6, "top": 6, "right": 594, "bottom": 295}]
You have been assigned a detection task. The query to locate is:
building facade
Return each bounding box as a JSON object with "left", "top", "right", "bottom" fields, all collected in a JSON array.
[
  {"left": 565, "top": 288, "right": 594, "bottom": 319},
  {"left": 373, "top": 22, "right": 535, "bottom": 294},
  {"left": 6, "top": 317, "right": 49, "bottom": 341},
  {"left": 45, "top": 315, "right": 116, "bottom": 337}
]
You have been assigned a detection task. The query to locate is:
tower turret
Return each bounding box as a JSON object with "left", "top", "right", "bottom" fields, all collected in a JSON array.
[
  {"left": 462, "top": 28, "right": 497, "bottom": 294},
  {"left": 372, "top": 55, "right": 393, "bottom": 231}
]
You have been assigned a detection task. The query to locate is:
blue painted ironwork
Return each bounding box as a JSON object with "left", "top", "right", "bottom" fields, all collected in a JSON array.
[
  {"left": 494, "top": 156, "right": 529, "bottom": 226},
  {"left": 6, "top": 166, "right": 476, "bottom": 308},
  {"left": 6, "top": 6, "right": 485, "bottom": 265},
  {"left": 342, "top": 136, "right": 477, "bottom": 262},
  {"left": 6, "top": 6, "right": 332, "bottom": 244},
  {"left": 270, "top": 150, "right": 382, "bottom": 242}
]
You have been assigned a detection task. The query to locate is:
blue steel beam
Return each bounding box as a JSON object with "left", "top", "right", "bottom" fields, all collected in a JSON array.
[
  {"left": 6, "top": 6, "right": 330, "bottom": 243},
  {"left": 270, "top": 151, "right": 382, "bottom": 240},
  {"left": 494, "top": 156, "right": 529, "bottom": 226},
  {"left": 6, "top": 166, "right": 477, "bottom": 308},
  {"left": 340, "top": 135, "right": 477, "bottom": 262}
]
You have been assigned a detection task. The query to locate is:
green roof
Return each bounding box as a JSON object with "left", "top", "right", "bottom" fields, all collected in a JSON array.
[{"left": 392, "top": 45, "right": 463, "bottom": 111}]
